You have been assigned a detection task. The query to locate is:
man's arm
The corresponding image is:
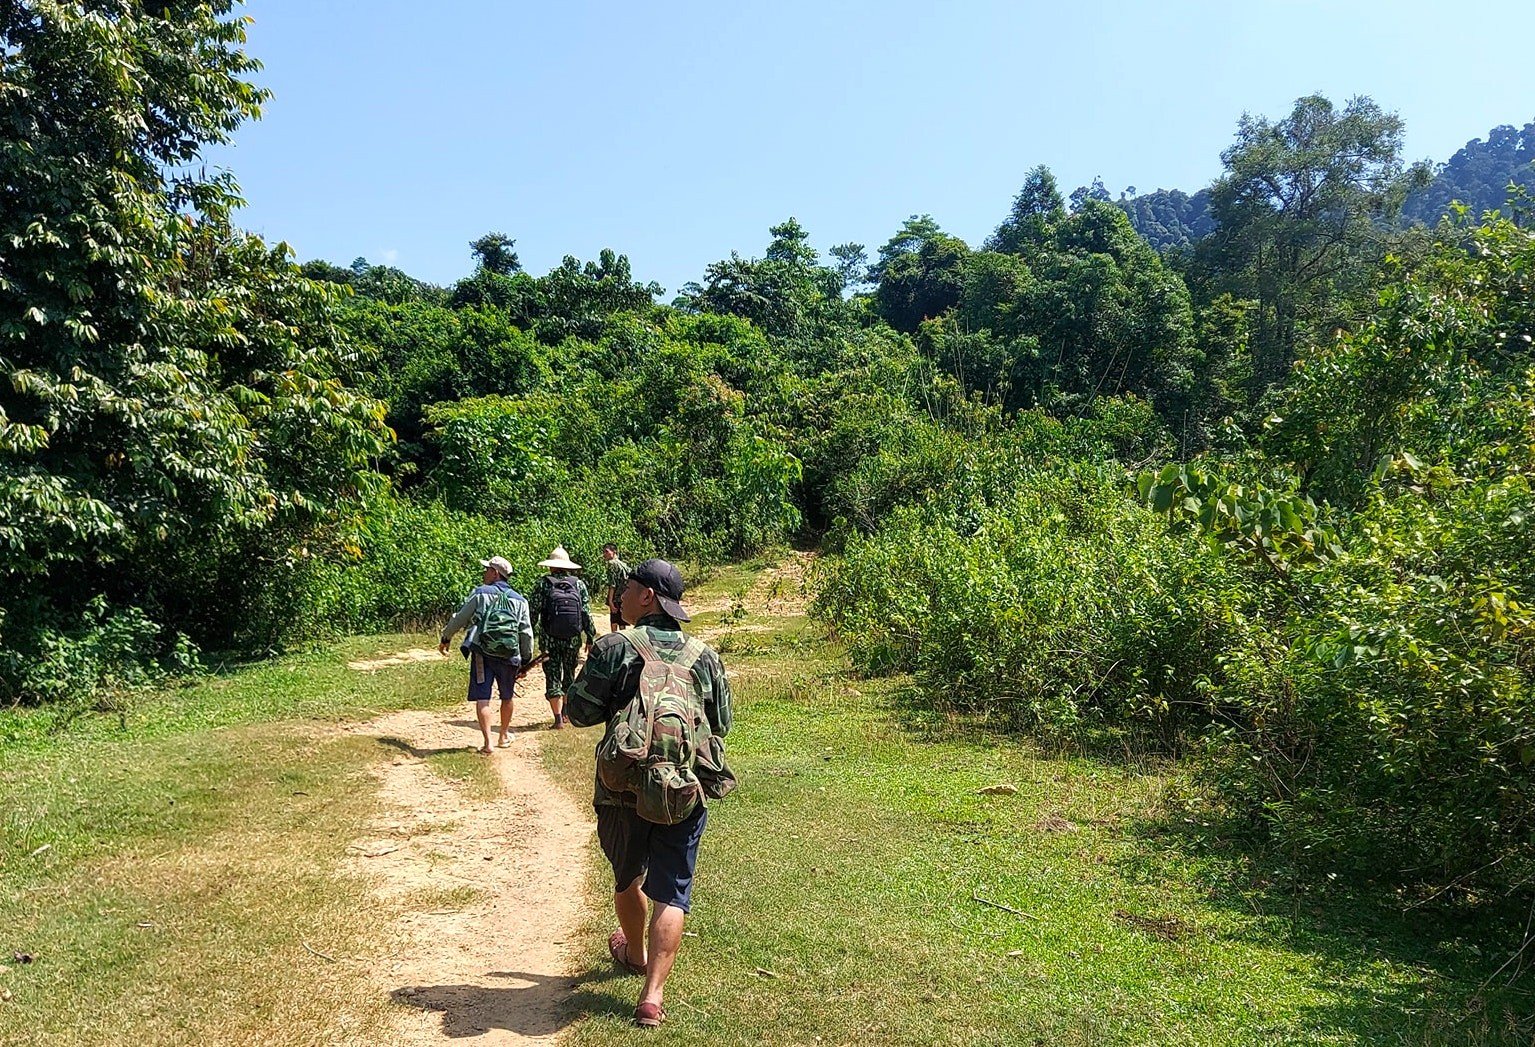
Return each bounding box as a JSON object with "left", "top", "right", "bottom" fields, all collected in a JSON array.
[
  {"left": 579, "top": 580, "right": 597, "bottom": 645},
  {"left": 705, "top": 649, "right": 733, "bottom": 737},
  {"left": 566, "top": 634, "right": 627, "bottom": 727},
  {"left": 438, "top": 594, "right": 480, "bottom": 653},
  {"left": 517, "top": 598, "right": 534, "bottom": 664},
  {"left": 527, "top": 577, "right": 543, "bottom": 636}
]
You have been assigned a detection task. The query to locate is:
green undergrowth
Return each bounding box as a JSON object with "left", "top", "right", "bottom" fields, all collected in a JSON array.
[{"left": 543, "top": 568, "right": 1531, "bottom": 1046}]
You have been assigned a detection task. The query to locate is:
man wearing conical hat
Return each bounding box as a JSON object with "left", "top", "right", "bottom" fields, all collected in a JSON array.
[{"left": 528, "top": 545, "right": 597, "bottom": 728}]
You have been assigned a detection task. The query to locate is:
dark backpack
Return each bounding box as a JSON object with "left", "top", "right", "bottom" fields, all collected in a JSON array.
[
  {"left": 545, "top": 575, "right": 583, "bottom": 640},
  {"left": 476, "top": 587, "right": 524, "bottom": 660}
]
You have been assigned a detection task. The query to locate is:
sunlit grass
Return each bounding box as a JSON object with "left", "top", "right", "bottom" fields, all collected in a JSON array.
[
  {"left": 543, "top": 568, "right": 1531, "bottom": 1046},
  {"left": 0, "top": 635, "right": 475, "bottom": 1045}
]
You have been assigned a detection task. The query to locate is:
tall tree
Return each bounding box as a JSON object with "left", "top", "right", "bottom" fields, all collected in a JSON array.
[
  {"left": 0, "top": 2, "right": 390, "bottom": 679},
  {"left": 469, "top": 232, "right": 522, "bottom": 275},
  {"left": 1205, "top": 94, "right": 1428, "bottom": 386},
  {"left": 987, "top": 165, "right": 1066, "bottom": 255},
  {"left": 675, "top": 219, "right": 847, "bottom": 339}
]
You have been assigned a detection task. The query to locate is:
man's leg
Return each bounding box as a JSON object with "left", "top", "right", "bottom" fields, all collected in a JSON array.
[
  {"left": 495, "top": 660, "right": 516, "bottom": 746},
  {"left": 633, "top": 804, "right": 707, "bottom": 1018},
  {"left": 597, "top": 808, "right": 650, "bottom": 970},
  {"left": 467, "top": 655, "right": 493, "bottom": 753},
  {"left": 473, "top": 700, "right": 493, "bottom": 753},
  {"left": 545, "top": 645, "right": 566, "bottom": 726},
  {"left": 614, "top": 876, "right": 649, "bottom": 968},
  {"left": 638, "top": 903, "right": 685, "bottom": 1009}
]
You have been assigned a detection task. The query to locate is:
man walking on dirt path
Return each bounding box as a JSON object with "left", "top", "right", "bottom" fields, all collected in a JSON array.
[
  {"left": 438, "top": 555, "right": 534, "bottom": 753},
  {"left": 528, "top": 545, "right": 596, "bottom": 729},
  {"left": 602, "top": 543, "right": 631, "bottom": 633},
  {"left": 567, "top": 559, "right": 733, "bottom": 1029}
]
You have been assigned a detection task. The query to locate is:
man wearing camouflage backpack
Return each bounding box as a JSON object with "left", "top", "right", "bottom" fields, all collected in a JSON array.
[
  {"left": 528, "top": 545, "right": 597, "bottom": 728},
  {"left": 438, "top": 555, "right": 534, "bottom": 753},
  {"left": 567, "top": 559, "right": 734, "bottom": 1030}
]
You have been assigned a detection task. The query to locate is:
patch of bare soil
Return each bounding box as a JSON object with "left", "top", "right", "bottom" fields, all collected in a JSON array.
[
  {"left": 747, "top": 551, "right": 814, "bottom": 617},
  {"left": 696, "top": 552, "right": 816, "bottom": 642},
  {"left": 345, "top": 664, "right": 594, "bottom": 1044},
  {"left": 347, "top": 647, "right": 442, "bottom": 671}
]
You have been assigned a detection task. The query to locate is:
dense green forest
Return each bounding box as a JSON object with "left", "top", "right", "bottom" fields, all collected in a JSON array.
[
  {"left": 4, "top": 3, "right": 1534, "bottom": 904},
  {"left": 1119, "top": 115, "right": 1535, "bottom": 250}
]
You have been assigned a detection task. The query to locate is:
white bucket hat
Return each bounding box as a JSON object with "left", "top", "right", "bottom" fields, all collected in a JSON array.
[{"left": 537, "top": 545, "right": 582, "bottom": 570}]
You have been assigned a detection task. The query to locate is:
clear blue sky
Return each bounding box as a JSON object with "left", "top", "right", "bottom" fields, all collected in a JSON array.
[{"left": 209, "top": 0, "right": 1535, "bottom": 295}]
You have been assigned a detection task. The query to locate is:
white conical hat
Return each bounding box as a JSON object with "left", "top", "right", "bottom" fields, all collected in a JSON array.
[{"left": 537, "top": 545, "right": 582, "bottom": 570}]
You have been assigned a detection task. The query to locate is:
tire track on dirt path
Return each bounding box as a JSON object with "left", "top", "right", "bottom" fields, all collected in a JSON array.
[{"left": 344, "top": 657, "right": 593, "bottom": 1044}]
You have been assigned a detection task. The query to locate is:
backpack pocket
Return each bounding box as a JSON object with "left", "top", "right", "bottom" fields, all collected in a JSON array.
[
  {"left": 634, "top": 763, "right": 703, "bottom": 825},
  {"left": 595, "top": 718, "right": 647, "bottom": 793},
  {"left": 695, "top": 734, "right": 738, "bottom": 800}
]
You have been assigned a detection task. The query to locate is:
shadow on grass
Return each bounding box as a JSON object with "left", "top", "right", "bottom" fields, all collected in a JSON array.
[
  {"left": 393, "top": 966, "right": 646, "bottom": 1038},
  {"left": 444, "top": 719, "right": 551, "bottom": 735}
]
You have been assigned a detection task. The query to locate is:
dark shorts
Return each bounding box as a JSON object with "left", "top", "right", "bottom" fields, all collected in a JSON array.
[
  {"left": 609, "top": 611, "right": 624, "bottom": 628},
  {"left": 596, "top": 804, "right": 708, "bottom": 913},
  {"left": 467, "top": 651, "right": 519, "bottom": 702}
]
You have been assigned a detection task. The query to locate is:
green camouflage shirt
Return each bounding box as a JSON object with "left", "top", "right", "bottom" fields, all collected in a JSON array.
[
  {"left": 604, "top": 557, "right": 631, "bottom": 609},
  {"left": 528, "top": 573, "right": 597, "bottom": 649},
  {"left": 567, "top": 614, "right": 733, "bottom": 808}
]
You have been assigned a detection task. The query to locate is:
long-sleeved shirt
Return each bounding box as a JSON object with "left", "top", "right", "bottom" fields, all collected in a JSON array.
[
  {"left": 440, "top": 581, "right": 534, "bottom": 664},
  {"left": 528, "top": 572, "right": 597, "bottom": 648},
  {"left": 567, "top": 614, "right": 732, "bottom": 807}
]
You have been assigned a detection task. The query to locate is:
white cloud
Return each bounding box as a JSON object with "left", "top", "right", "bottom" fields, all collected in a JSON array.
[{"left": 380, "top": 248, "right": 399, "bottom": 264}]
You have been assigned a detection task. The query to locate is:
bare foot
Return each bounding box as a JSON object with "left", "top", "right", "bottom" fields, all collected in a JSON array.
[
  {"left": 475, "top": 745, "right": 492, "bottom": 756},
  {"left": 496, "top": 736, "right": 512, "bottom": 748}
]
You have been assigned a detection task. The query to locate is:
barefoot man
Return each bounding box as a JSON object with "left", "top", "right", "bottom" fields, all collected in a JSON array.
[{"left": 438, "top": 555, "right": 534, "bottom": 753}]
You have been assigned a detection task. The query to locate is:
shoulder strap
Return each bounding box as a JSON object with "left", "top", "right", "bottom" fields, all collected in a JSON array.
[
  {"left": 622, "top": 628, "right": 706, "bottom": 671},
  {"left": 620, "top": 626, "right": 655, "bottom": 663},
  {"left": 673, "top": 636, "right": 706, "bottom": 673}
]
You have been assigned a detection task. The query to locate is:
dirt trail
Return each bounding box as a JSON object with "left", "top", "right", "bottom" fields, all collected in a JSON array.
[{"left": 345, "top": 657, "right": 593, "bottom": 1044}]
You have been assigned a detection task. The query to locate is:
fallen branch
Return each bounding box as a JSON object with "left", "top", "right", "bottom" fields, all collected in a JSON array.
[
  {"left": 302, "top": 941, "right": 337, "bottom": 963},
  {"left": 972, "top": 894, "right": 1040, "bottom": 921}
]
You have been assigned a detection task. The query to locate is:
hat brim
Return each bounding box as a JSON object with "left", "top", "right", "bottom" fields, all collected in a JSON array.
[
  {"left": 656, "top": 592, "right": 691, "bottom": 623},
  {"left": 538, "top": 558, "right": 582, "bottom": 570}
]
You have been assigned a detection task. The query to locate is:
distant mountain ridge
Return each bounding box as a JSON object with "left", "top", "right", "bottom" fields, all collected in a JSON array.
[{"left": 1116, "top": 119, "right": 1535, "bottom": 251}]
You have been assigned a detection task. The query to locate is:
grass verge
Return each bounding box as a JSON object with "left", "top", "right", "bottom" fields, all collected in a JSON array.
[{"left": 0, "top": 634, "right": 476, "bottom": 1045}]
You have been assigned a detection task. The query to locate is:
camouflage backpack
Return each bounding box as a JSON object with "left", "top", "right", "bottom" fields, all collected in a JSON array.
[
  {"left": 475, "top": 587, "right": 524, "bottom": 660},
  {"left": 596, "top": 629, "right": 732, "bottom": 824}
]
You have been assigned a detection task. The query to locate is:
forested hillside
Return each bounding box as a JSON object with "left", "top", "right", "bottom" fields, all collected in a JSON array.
[
  {"left": 1118, "top": 112, "right": 1535, "bottom": 250},
  {"left": 4, "top": 4, "right": 1534, "bottom": 906}
]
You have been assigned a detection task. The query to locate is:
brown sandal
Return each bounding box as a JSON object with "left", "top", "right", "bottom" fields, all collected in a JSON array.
[
  {"left": 634, "top": 1001, "right": 666, "bottom": 1028},
  {"left": 608, "top": 931, "right": 645, "bottom": 975}
]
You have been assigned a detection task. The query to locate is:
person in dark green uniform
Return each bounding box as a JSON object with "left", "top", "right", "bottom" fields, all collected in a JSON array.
[
  {"left": 567, "top": 559, "right": 732, "bottom": 1028},
  {"left": 601, "top": 542, "right": 631, "bottom": 632},
  {"left": 527, "top": 545, "right": 596, "bottom": 728}
]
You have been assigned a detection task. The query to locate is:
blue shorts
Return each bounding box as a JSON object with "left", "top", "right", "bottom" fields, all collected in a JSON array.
[
  {"left": 467, "top": 651, "right": 519, "bottom": 702},
  {"left": 596, "top": 804, "right": 708, "bottom": 912}
]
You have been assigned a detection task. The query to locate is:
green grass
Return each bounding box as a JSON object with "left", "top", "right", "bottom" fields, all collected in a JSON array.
[
  {"left": 543, "top": 568, "right": 1533, "bottom": 1046},
  {"left": 423, "top": 747, "right": 502, "bottom": 800},
  {"left": 0, "top": 633, "right": 479, "bottom": 1045},
  {"left": 4, "top": 570, "right": 1530, "bottom": 1045},
  {"left": 0, "top": 632, "right": 450, "bottom": 756}
]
